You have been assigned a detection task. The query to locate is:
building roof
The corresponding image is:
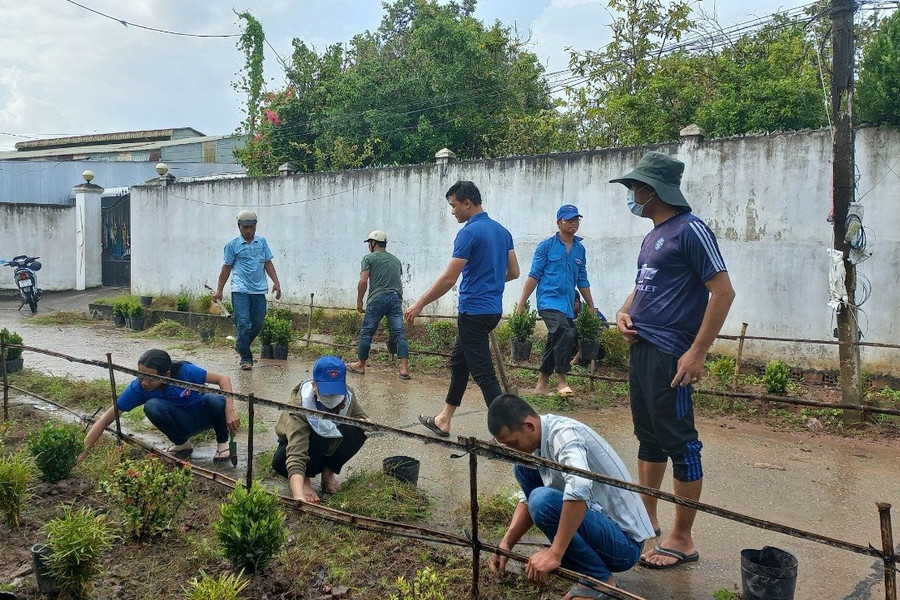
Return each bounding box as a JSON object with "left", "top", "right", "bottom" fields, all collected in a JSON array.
[
  {"left": 0, "top": 134, "right": 233, "bottom": 161},
  {"left": 14, "top": 127, "right": 205, "bottom": 151}
]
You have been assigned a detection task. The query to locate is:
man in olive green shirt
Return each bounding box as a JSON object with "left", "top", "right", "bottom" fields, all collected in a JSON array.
[{"left": 347, "top": 230, "right": 410, "bottom": 379}]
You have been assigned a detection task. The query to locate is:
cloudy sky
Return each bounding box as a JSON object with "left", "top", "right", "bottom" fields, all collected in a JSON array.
[{"left": 0, "top": 0, "right": 813, "bottom": 151}]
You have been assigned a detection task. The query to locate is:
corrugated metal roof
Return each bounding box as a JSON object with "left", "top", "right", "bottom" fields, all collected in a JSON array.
[
  {"left": 0, "top": 135, "right": 232, "bottom": 161},
  {"left": 14, "top": 127, "right": 204, "bottom": 151}
]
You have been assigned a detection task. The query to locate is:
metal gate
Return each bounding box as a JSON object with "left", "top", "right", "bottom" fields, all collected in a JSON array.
[{"left": 101, "top": 193, "right": 131, "bottom": 287}]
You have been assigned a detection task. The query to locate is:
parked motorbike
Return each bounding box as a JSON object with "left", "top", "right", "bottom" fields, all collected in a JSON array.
[{"left": 1, "top": 255, "right": 43, "bottom": 313}]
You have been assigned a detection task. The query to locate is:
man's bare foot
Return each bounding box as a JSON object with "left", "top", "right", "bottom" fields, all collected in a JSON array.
[
  {"left": 300, "top": 477, "right": 321, "bottom": 503},
  {"left": 532, "top": 384, "right": 550, "bottom": 394},
  {"left": 321, "top": 469, "right": 341, "bottom": 494},
  {"left": 347, "top": 361, "right": 365, "bottom": 374}
]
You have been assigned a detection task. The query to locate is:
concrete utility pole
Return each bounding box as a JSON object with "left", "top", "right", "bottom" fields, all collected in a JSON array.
[{"left": 830, "top": 0, "right": 862, "bottom": 424}]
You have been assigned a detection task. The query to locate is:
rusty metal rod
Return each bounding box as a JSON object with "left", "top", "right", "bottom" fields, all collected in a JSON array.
[
  {"left": 715, "top": 333, "right": 900, "bottom": 349},
  {"left": 106, "top": 353, "right": 123, "bottom": 443},
  {"left": 489, "top": 330, "right": 513, "bottom": 395},
  {"left": 306, "top": 293, "right": 314, "bottom": 347},
  {"left": 878, "top": 503, "right": 897, "bottom": 600},
  {"left": 246, "top": 394, "right": 255, "bottom": 489},
  {"left": 733, "top": 322, "right": 748, "bottom": 391},
  {"left": 2, "top": 340, "right": 8, "bottom": 422},
  {"left": 469, "top": 437, "right": 480, "bottom": 599}
]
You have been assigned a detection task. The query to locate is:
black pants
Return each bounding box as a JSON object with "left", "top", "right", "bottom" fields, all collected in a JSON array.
[
  {"left": 272, "top": 424, "right": 367, "bottom": 478},
  {"left": 538, "top": 309, "right": 575, "bottom": 376},
  {"left": 445, "top": 313, "right": 503, "bottom": 408}
]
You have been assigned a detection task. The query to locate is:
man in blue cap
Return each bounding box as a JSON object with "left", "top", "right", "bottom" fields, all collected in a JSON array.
[
  {"left": 610, "top": 151, "right": 735, "bottom": 569},
  {"left": 272, "top": 356, "right": 369, "bottom": 503},
  {"left": 516, "top": 204, "right": 596, "bottom": 397}
]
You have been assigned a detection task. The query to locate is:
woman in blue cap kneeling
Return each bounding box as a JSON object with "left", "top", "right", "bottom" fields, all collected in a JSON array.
[{"left": 273, "top": 356, "right": 369, "bottom": 503}]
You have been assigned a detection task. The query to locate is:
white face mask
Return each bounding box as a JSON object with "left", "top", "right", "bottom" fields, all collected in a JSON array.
[
  {"left": 627, "top": 186, "right": 653, "bottom": 217},
  {"left": 318, "top": 394, "right": 345, "bottom": 409}
]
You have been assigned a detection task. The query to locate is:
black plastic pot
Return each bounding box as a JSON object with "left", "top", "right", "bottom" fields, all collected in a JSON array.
[
  {"left": 578, "top": 340, "right": 604, "bottom": 365},
  {"left": 139, "top": 296, "right": 153, "bottom": 308},
  {"left": 260, "top": 343, "right": 274, "bottom": 359},
  {"left": 113, "top": 314, "right": 126, "bottom": 327},
  {"left": 741, "top": 546, "right": 798, "bottom": 600},
  {"left": 31, "top": 543, "right": 59, "bottom": 596},
  {"left": 200, "top": 328, "right": 214, "bottom": 343},
  {"left": 0, "top": 591, "right": 19, "bottom": 599},
  {"left": 272, "top": 343, "right": 289, "bottom": 360},
  {"left": 129, "top": 317, "right": 145, "bottom": 331},
  {"left": 4, "top": 358, "right": 24, "bottom": 374},
  {"left": 510, "top": 340, "right": 533, "bottom": 361},
  {"left": 383, "top": 455, "right": 420, "bottom": 486},
  {"left": 386, "top": 337, "right": 398, "bottom": 356}
]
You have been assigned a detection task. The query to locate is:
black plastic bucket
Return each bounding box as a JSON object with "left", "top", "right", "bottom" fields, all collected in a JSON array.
[
  {"left": 31, "top": 543, "right": 59, "bottom": 596},
  {"left": 383, "top": 455, "right": 420, "bottom": 486},
  {"left": 0, "top": 591, "right": 19, "bottom": 599},
  {"left": 741, "top": 546, "right": 798, "bottom": 600}
]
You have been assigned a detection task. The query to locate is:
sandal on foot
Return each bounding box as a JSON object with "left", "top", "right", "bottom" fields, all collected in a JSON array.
[
  {"left": 346, "top": 364, "right": 365, "bottom": 375},
  {"left": 167, "top": 445, "right": 193, "bottom": 460},
  {"left": 213, "top": 448, "right": 233, "bottom": 465},
  {"left": 568, "top": 583, "right": 614, "bottom": 599},
  {"left": 240, "top": 362, "right": 253, "bottom": 371},
  {"left": 418, "top": 414, "right": 449, "bottom": 438},
  {"left": 557, "top": 386, "right": 576, "bottom": 398},
  {"left": 397, "top": 372, "right": 411, "bottom": 380},
  {"left": 639, "top": 546, "right": 700, "bottom": 570}
]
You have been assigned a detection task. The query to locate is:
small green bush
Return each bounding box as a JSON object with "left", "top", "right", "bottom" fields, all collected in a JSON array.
[
  {"left": 42, "top": 505, "right": 113, "bottom": 600},
  {"left": 494, "top": 322, "right": 512, "bottom": 347},
  {"left": 184, "top": 570, "right": 249, "bottom": 600},
  {"left": 335, "top": 310, "right": 361, "bottom": 336},
  {"left": 507, "top": 302, "right": 537, "bottom": 342},
  {"left": 598, "top": 327, "right": 629, "bottom": 370},
  {"left": 708, "top": 356, "right": 736, "bottom": 387},
  {"left": 101, "top": 456, "right": 192, "bottom": 540},
  {"left": 197, "top": 294, "right": 213, "bottom": 313},
  {"left": 27, "top": 422, "right": 84, "bottom": 482},
  {"left": 763, "top": 360, "right": 791, "bottom": 394},
  {"left": 425, "top": 319, "right": 457, "bottom": 350},
  {"left": 268, "top": 307, "right": 294, "bottom": 323},
  {"left": 129, "top": 303, "right": 145, "bottom": 319},
  {"left": 311, "top": 307, "right": 325, "bottom": 330},
  {"left": 176, "top": 292, "right": 191, "bottom": 312},
  {"left": 259, "top": 316, "right": 277, "bottom": 345},
  {"left": 270, "top": 318, "right": 293, "bottom": 346},
  {"left": 0, "top": 327, "right": 23, "bottom": 361},
  {"left": 215, "top": 481, "right": 286, "bottom": 574},
  {"left": 390, "top": 567, "right": 448, "bottom": 600},
  {"left": 223, "top": 300, "right": 234, "bottom": 314},
  {"left": 575, "top": 307, "right": 601, "bottom": 342},
  {"left": 112, "top": 297, "right": 131, "bottom": 318},
  {"left": 0, "top": 450, "right": 36, "bottom": 527}
]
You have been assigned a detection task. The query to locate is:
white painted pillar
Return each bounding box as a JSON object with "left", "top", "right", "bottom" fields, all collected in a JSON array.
[{"left": 72, "top": 174, "right": 104, "bottom": 291}]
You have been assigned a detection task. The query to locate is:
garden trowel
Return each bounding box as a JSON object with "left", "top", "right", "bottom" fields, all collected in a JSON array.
[{"left": 229, "top": 433, "right": 238, "bottom": 467}]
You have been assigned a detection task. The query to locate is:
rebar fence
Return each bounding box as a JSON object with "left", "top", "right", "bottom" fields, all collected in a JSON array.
[{"left": 1, "top": 340, "right": 897, "bottom": 600}]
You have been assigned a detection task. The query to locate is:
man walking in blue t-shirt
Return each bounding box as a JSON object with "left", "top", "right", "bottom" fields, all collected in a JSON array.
[
  {"left": 215, "top": 209, "right": 282, "bottom": 371},
  {"left": 517, "top": 204, "right": 596, "bottom": 398},
  {"left": 610, "top": 152, "right": 735, "bottom": 570},
  {"left": 405, "top": 181, "right": 520, "bottom": 437}
]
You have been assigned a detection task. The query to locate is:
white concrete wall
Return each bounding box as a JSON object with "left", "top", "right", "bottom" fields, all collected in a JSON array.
[
  {"left": 0, "top": 203, "right": 77, "bottom": 290},
  {"left": 130, "top": 127, "right": 900, "bottom": 372}
]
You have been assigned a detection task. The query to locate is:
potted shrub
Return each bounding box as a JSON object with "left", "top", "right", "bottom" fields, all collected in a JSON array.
[
  {"left": 383, "top": 317, "right": 398, "bottom": 356},
  {"left": 271, "top": 318, "right": 293, "bottom": 360},
  {"left": 575, "top": 307, "right": 603, "bottom": 364},
  {"left": 40, "top": 506, "right": 112, "bottom": 599},
  {"left": 259, "top": 317, "right": 276, "bottom": 359},
  {"left": 129, "top": 302, "right": 146, "bottom": 331},
  {"left": 507, "top": 302, "right": 537, "bottom": 361},
  {"left": 112, "top": 298, "right": 129, "bottom": 327},
  {"left": 1, "top": 328, "right": 24, "bottom": 373},
  {"left": 139, "top": 295, "right": 153, "bottom": 308},
  {"left": 27, "top": 422, "right": 84, "bottom": 483},
  {"left": 215, "top": 481, "right": 286, "bottom": 574}
]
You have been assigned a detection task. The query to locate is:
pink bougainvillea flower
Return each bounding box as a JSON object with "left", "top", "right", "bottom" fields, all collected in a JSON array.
[{"left": 264, "top": 109, "right": 281, "bottom": 126}]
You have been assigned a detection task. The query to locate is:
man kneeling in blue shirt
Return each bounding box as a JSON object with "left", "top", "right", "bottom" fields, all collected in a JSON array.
[{"left": 488, "top": 394, "right": 654, "bottom": 599}]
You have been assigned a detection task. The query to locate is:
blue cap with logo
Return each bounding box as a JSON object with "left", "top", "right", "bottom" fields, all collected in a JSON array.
[
  {"left": 312, "top": 356, "right": 348, "bottom": 397},
  {"left": 556, "top": 204, "right": 582, "bottom": 221}
]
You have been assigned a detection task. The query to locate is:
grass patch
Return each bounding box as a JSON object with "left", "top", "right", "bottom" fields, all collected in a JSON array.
[
  {"left": 695, "top": 394, "right": 755, "bottom": 417},
  {"left": 138, "top": 319, "right": 197, "bottom": 340},
  {"left": 9, "top": 369, "right": 118, "bottom": 412},
  {"left": 521, "top": 393, "right": 572, "bottom": 412},
  {"left": 325, "top": 470, "right": 430, "bottom": 522},
  {"left": 120, "top": 405, "right": 153, "bottom": 431},
  {"left": 30, "top": 311, "right": 99, "bottom": 326}
]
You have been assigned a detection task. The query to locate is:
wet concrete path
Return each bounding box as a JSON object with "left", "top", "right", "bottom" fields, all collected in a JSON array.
[{"left": 2, "top": 291, "right": 898, "bottom": 599}]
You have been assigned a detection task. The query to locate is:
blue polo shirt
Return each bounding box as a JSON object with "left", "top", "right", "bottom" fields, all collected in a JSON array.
[
  {"left": 452, "top": 212, "right": 514, "bottom": 315},
  {"left": 631, "top": 212, "right": 727, "bottom": 357},
  {"left": 116, "top": 363, "right": 208, "bottom": 412},
  {"left": 223, "top": 235, "right": 274, "bottom": 294},
  {"left": 528, "top": 233, "right": 590, "bottom": 318}
]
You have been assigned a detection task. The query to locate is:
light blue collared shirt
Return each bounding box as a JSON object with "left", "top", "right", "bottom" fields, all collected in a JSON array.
[
  {"left": 528, "top": 233, "right": 590, "bottom": 318},
  {"left": 223, "top": 235, "right": 274, "bottom": 294}
]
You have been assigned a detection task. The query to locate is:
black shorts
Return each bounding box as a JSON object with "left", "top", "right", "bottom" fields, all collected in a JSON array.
[{"left": 629, "top": 340, "right": 703, "bottom": 482}]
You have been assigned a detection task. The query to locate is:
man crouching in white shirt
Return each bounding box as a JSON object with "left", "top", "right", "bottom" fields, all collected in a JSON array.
[{"left": 488, "top": 394, "right": 654, "bottom": 600}]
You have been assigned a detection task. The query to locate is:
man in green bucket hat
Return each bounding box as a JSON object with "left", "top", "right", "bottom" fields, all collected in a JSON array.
[{"left": 610, "top": 151, "right": 735, "bottom": 569}]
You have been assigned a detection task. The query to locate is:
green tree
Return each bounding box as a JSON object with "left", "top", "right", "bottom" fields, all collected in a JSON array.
[
  {"left": 236, "top": 0, "right": 553, "bottom": 175},
  {"left": 857, "top": 10, "right": 900, "bottom": 125}
]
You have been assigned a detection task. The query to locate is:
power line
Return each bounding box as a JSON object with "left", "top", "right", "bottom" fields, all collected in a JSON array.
[{"left": 63, "top": 0, "right": 239, "bottom": 38}]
